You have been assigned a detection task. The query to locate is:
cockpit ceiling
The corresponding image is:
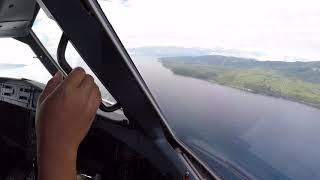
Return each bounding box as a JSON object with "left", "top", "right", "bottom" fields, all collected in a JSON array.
[{"left": 0, "top": 0, "right": 36, "bottom": 37}]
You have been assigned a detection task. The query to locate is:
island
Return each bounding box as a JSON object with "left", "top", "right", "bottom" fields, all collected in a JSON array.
[{"left": 160, "top": 55, "right": 320, "bottom": 109}]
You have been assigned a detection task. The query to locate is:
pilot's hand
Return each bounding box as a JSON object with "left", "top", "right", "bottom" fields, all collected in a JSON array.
[{"left": 36, "top": 67, "right": 101, "bottom": 180}]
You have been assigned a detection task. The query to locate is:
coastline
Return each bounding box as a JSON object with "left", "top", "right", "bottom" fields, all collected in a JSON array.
[{"left": 162, "top": 64, "right": 320, "bottom": 110}]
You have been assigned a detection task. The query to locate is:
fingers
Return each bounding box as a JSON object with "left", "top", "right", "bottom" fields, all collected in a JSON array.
[
  {"left": 60, "top": 67, "right": 101, "bottom": 104},
  {"left": 38, "top": 71, "right": 63, "bottom": 104},
  {"left": 88, "top": 85, "right": 102, "bottom": 115},
  {"left": 62, "top": 67, "right": 98, "bottom": 98},
  {"left": 63, "top": 67, "right": 86, "bottom": 88},
  {"left": 79, "top": 74, "right": 95, "bottom": 95},
  {"left": 84, "top": 85, "right": 101, "bottom": 127}
]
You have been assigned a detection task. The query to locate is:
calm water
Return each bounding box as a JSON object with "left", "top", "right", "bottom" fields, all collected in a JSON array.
[{"left": 133, "top": 56, "right": 320, "bottom": 180}]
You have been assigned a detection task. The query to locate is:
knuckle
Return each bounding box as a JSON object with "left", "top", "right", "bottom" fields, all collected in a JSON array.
[
  {"left": 92, "top": 85, "right": 101, "bottom": 101},
  {"left": 97, "top": 95, "right": 101, "bottom": 103},
  {"left": 71, "top": 67, "right": 86, "bottom": 78},
  {"left": 74, "top": 67, "right": 85, "bottom": 74},
  {"left": 94, "top": 84, "right": 100, "bottom": 93},
  {"left": 85, "top": 74, "right": 94, "bottom": 83}
]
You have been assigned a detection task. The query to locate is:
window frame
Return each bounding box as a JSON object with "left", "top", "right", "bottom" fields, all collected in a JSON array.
[{"left": 31, "top": 8, "right": 121, "bottom": 112}]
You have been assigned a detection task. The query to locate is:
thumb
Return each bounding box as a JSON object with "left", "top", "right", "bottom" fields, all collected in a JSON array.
[{"left": 38, "top": 71, "right": 63, "bottom": 104}]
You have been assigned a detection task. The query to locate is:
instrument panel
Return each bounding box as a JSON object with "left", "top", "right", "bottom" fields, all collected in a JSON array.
[{"left": 0, "top": 78, "right": 44, "bottom": 111}]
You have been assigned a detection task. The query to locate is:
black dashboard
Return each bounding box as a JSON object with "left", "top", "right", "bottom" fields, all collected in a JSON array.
[
  {"left": 0, "top": 78, "right": 42, "bottom": 146},
  {"left": 0, "top": 78, "right": 40, "bottom": 179}
]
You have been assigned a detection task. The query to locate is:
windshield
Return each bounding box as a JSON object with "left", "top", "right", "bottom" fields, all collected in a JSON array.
[
  {"left": 98, "top": 0, "right": 320, "bottom": 179},
  {"left": 0, "top": 38, "right": 51, "bottom": 83},
  {"left": 32, "top": 9, "right": 116, "bottom": 104}
]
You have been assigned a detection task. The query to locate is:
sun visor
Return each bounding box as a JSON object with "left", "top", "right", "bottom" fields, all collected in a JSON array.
[{"left": 0, "top": 0, "right": 37, "bottom": 38}]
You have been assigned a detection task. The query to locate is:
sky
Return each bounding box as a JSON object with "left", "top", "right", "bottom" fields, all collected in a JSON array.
[
  {"left": 99, "top": 0, "right": 320, "bottom": 61},
  {"left": 0, "top": 38, "right": 36, "bottom": 64},
  {"left": 1, "top": 0, "right": 320, "bottom": 66}
]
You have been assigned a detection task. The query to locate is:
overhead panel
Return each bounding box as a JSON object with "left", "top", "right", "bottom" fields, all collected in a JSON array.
[{"left": 0, "top": 0, "right": 36, "bottom": 37}]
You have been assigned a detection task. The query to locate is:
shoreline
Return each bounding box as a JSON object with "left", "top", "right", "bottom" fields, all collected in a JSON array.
[
  {"left": 223, "top": 83, "right": 320, "bottom": 109},
  {"left": 167, "top": 69, "right": 320, "bottom": 110}
]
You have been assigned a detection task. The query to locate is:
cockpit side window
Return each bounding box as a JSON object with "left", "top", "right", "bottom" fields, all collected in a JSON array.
[
  {"left": 32, "top": 8, "right": 117, "bottom": 105},
  {"left": 32, "top": 9, "right": 62, "bottom": 61},
  {"left": 0, "top": 38, "right": 51, "bottom": 83}
]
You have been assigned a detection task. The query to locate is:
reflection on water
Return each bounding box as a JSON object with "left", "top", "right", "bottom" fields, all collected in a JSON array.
[{"left": 133, "top": 56, "right": 320, "bottom": 180}]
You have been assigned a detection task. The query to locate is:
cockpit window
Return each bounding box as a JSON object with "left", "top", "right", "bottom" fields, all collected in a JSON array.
[
  {"left": 0, "top": 38, "right": 51, "bottom": 83},
  {"left": 32, "top": 9, "right": 62, "bottom": 60},
  {"left": 33, "top": 8, "right": 117, "bottom": 105},
  {"left": 97, "top": 0, "right": 320, "bottom": 179}
]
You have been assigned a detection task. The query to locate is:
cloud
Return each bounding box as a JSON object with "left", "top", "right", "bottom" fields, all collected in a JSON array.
[
  {"left": 99, "top": 0, "right": 129, "bottom": 5},
  {"left": 99, "top": 0, "right": 320, "bottom": 61}
]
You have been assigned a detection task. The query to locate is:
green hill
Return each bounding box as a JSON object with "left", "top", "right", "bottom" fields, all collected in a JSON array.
[{"left": 160, "top": 55, "right": 320, "bottom": 108}]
